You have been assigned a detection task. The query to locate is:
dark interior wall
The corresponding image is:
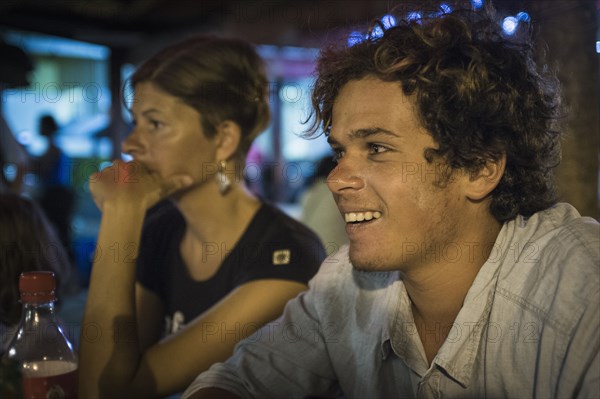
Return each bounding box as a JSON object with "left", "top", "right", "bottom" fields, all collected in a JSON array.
[{"left": 530, "top": 0, "right": 599, "bottom": 219}]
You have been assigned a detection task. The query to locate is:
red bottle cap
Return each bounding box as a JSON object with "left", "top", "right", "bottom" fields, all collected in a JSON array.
[{"left": 19, "top": 271, "right": 57, "bottom": 303}]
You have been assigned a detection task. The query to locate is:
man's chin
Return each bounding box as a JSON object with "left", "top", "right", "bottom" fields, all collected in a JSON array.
[
  {"left": 348, "top": 250, "right": 377, "bottom": 272},
  {"left": 348, "top": 245, "right": 397, "bottom": 272}
]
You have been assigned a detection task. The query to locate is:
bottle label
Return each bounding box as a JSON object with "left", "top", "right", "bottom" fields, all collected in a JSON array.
[{"left": 21, "top": 361, "right": 78, "bottom": 399}]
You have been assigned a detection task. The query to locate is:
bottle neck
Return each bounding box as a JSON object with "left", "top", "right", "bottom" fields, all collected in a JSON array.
[{"left": 20, "top": 301, "right": 58, "bottom": 327}]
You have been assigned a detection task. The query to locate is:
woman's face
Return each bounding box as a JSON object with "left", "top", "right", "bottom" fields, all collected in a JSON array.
[{"left": 122, "top": 82, "right": 219, "bottom": 184}]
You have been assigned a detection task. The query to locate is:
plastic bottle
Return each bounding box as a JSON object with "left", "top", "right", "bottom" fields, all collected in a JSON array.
[{"left": 5, "top": 271, "right": 78, "bottom": 398}]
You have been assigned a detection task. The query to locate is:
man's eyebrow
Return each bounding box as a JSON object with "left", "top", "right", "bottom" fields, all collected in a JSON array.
[
  {"left": 327, "top": 127, "right": 400, "bottom": 145},
  {"left": 352, "top": 127, "right": 400, "bottom": 138}
]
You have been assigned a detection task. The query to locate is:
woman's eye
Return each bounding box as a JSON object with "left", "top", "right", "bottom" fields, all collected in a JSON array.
[{"left": 149, "top": 120, "right": 163, "bottom": 129}]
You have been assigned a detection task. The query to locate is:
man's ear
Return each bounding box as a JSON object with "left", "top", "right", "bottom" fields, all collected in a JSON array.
[
  {"left": 465, "top": 154, "right": 506, "bottom": 201},
  {"left": 215, "top": 121, "right": 242, "bottom": 161}
]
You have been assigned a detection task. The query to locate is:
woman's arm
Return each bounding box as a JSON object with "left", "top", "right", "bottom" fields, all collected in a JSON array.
[
  {"left": 135, "top": 284, "right": 165, "bottom": 352},
  {"left": 84, "top": 252, "right": 306, "bottom": 397},
  {"left": 78, "top": 160, "right": 191, "bottom": 398},
  {"left": 78, "top": 200, "right": 148, "bottom": 397},
  {"left": 135, "top": 279, "right": 307, "bottom": 395},
  {"left": 79, "top": 161, "right": 310, "bottom": 398}
]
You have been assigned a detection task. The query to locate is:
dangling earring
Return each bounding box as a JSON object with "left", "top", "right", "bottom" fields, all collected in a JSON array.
[{"left": 216, "top": 160, "right": 231, "bottom": 195}]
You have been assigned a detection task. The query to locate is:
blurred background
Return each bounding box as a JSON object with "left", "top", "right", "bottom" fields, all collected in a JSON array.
[{"left": 0, "top": 0, "right": 598, "bottom": 290}]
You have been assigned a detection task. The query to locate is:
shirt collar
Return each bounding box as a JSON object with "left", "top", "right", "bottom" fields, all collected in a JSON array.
[
  {"left": 431, "top": 227, "right": 511, "bottom": 387},
  {"left": 382, "top": 223, "right": 512, "bottom": 387},
  {"left": 384, "top": 281, "right": 432, "bottom": 376}
]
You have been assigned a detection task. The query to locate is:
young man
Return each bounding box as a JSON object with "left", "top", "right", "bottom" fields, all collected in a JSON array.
[{"left": 183, "top": 6, "right": 599, "bottom": 399}]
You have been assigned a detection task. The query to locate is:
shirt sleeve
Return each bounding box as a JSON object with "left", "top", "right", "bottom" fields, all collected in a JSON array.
[
  {"left": 550, "top": 218, "right": 600, "bottom": 398},
  {"left": 182, "top": 268, "right": 341, "bottom": 399},
  {"left": 236, "top": 209, "right": 326, "bottom": 286},
  {"left": 559, "top": 264, "right": 600, "bottom": 398}
]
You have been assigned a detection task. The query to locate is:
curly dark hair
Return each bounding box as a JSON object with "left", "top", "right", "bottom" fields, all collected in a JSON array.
[{"left": 307, "top": 5, "right": 562, "bottom": 222}]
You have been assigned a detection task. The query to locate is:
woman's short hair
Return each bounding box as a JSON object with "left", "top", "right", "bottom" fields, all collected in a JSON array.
[{"left": 130, "top": 36, "right": 270, "bottom": 159}]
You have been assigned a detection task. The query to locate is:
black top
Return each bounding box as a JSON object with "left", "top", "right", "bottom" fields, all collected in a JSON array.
[{"left": 136, "top": 200, "right": 325, "bottom": 335}]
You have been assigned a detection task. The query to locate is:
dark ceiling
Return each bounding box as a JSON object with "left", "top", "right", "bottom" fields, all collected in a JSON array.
[
  {"left": 0, "top": 0, "right": 400, "bottom": 49},
  {"left": 0, "top": 0, "right": 595, "bottom": 63}
]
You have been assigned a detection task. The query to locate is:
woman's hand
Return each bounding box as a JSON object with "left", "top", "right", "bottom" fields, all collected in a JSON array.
[{"left": 89, "top": 160, "right": 192, "bottom": 211}]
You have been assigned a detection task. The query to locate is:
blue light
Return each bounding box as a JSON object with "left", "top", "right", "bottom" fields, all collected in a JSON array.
[
  {"left": 502, "top": 16, "right": 518, "bottom": 35},
  {"left": 430, "top": 3, "right": 453, "bottom": 18},
  {"left": 472, "top": 0, "right": 484, "bottom": 9},
  {"left": 4, "top": 32, "right": 109, "bottom": 60},
  {"left": 516, "top": 11, "right": 530, "bottom": 22},
  {"left": 371, "top": 25, "right": 384, "bottom": 39},
  {"left": 348, "top": 31, "right": 364, "bottom": 47},
  {"left": 381, "top": 14, "right": 396, "bottom": 29},
  {"left": 440, "top": 3, "right": 452, "bottom": 14},
  {"left": 596, "top": 41, "right": 600, "bottom": 54},
  {"left": 407, "top": 11, "right": 422, "bottom": 23},
  {"left": 3, "top": 163, "right": 17, "bottom": 183}
]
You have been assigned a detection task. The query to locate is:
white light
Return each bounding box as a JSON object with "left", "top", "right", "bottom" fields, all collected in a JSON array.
[
  {"left": 407, "top": 11, "right": 422, "bottom": 23},
  {"left": 502, "top": 16, "right": 518, "bottom": 35},
  {"left": 381, "top": 14, "right": 396, "bottom": 29},
  {"left": 472, "top": 0, "right": 484, "bottom": 9},
  {"left": 517, "top": 12, "right": 530, "bottom": 22},
  {"left": 596, "top": 41, "right": 600, "bottom": 54}
]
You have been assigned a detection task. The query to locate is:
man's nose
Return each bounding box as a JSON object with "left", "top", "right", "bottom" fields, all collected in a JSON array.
[{"left": 326, "top": 159, "right": 365, "bottom": 194}]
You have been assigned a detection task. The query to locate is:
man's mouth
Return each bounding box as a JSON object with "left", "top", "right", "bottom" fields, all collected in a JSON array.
[{"left": 344, "top": 211, "right": 382, "bottom": 224}]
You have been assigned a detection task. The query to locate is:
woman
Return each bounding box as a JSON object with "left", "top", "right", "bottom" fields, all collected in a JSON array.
[
  {"left": 79, "top": 36, "right": 325, "bottom": 398},
  {"left": 0, "top": 193, "right": 72, "bottom": 355}
]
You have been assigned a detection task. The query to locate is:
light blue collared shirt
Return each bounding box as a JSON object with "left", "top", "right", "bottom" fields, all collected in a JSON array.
[{"left": 184, "top": 203, "right": 599, "bottom": 398}]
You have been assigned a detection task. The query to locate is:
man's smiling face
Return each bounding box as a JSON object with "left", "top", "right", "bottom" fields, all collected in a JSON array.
[{"left": 327, "top": 77, "right": 472, "bottom": 273}]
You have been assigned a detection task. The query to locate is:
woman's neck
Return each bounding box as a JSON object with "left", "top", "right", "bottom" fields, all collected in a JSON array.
[{"left": 173, "top": 182, "right": 260, "bottom": 244}]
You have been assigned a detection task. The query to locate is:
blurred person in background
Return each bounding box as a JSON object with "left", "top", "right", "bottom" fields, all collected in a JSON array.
[
  {"left": 0, "top": 193, "right": 73, "bottom": 355},
  {"left": 300, "top": 155, "right": 348, "bottom": 253},
  {"left": 0, "top": 40, "right": 33, "bottom": 195},
  {"left": 35, "top": 114, "right": 76, "bottom": 263},
  {"left": 78, "top": 35, "right": 325, "bottom": 398},
  {"left": 0, "top": 118, "right": 29, "bottom": 194}
]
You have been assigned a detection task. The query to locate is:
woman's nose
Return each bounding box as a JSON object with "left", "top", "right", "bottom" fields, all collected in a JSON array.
[
  {"left": 326, "top": 159, "right": 365, "bottom": 194},
  {"left": 121, "top": 127, "right": 143, "bottom": 156}
]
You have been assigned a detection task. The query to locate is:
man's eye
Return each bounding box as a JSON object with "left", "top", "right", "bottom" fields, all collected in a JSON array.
[
  {"left": 332, "top": 149, "right": 344, "bottom": 163},
  {"left": 369, "top": 143, "right": 388, "bottom": 154}
]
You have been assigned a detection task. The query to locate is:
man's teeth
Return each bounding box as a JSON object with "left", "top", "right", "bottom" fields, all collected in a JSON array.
[{"left": 344, "top": 211, "right": 382, "bottom": 223}]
